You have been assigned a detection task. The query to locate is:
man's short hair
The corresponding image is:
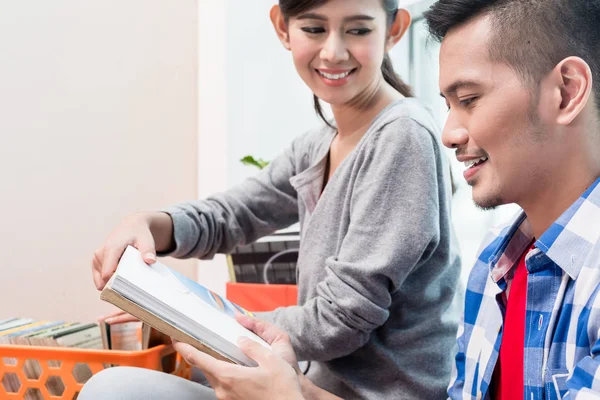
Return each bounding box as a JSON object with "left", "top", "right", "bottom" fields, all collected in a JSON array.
[{"left": 424, "top": 0, "right": 600, "bottom": 109}]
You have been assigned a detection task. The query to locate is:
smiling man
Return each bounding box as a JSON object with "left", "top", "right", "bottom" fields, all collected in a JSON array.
[{"left": 425, "top": 0, "right": 600, "bottom": 399}]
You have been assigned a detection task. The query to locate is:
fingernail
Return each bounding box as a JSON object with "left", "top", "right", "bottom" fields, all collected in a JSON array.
[
  {"left": 145, "top": 253, "right": 156, "bottom": 262},
  {"left": 105, "top": 317, "right": 115, "bottom": 324},
  {"left": 239, "top": 337, "right": 250, "bottom": 344}
]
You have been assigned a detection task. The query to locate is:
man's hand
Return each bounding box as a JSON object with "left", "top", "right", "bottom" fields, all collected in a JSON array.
[
  {"left": 174, "top": 314, "right": 303, "bottom": 399},
  {"left": 173, "top": 336, "right": 303, "bottom": 400},
  {"left": 174, "top": 315, "right": 342, "bottom": 400},
  {"left": 234, "top": 314, "right": 300, "bottom": 371},
  {"left": 101, "top": 310, "right": 139, "bottom": 325}
]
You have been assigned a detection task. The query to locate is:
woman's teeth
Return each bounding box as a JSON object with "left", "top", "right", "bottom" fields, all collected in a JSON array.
[{"left": 318, "top": 70, "right": 352, "bottom": 80}]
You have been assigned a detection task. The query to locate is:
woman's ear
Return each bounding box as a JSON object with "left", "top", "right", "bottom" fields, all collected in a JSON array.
[
  {"left": 386, "top": 9, "right": 411, "bottom": 52},
  {"left": 270, "top": 5, "right": 291, "bottom": 50}
]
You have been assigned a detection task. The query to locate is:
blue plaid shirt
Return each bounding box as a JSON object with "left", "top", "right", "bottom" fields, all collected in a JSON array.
[{"left": 448, "top": 178, "right": 600, "bottom": 400}]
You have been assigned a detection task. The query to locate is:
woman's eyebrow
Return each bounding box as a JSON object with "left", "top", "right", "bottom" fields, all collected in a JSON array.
[{"left": 296, "top": 13, "right": 375, "bottom": 22}]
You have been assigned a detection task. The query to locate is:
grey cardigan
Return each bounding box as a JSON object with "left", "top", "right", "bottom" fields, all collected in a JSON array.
[{"left": 164, "top": 99, "right": 462, "bottom": 399}]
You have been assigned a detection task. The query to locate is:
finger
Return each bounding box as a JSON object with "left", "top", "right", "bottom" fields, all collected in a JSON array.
[
  {"left": 235, "top": 314, "right": 283, "bottom": 344},
  {"left": 92, "top": 251, "right": 106, "bottom": 290},
  {"left": 105, "top": 313, "right": 139, "bottom": 324},
  {"left": 235, "top": 314, "right": 257, "bottom": 331},
  {"left": 101, "top": 245, "right": 126, "bottom": 282},
  {"left": 105, "top": 309, "right": 128, "bottom": 318},
  {"left": 173, "top": 342, "right": 223, "bottom": 389},
  {"left": 237, "top": 337, "right": 272, "bottom": 365},
  {"left": 174, "top": 342, "right": 225, "bottom": 373},
  {"left": 134, "top": 235, "right": 157, "bottom": 265}
]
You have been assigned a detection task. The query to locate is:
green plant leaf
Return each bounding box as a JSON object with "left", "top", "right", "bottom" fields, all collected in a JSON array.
[{"left": 240, "top": 155, "right": 270, "bottom": 170}]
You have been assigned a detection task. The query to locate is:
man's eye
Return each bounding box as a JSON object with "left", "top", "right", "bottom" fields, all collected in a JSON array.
[
  {"left": 460, "top": 97, "right": 478, "bottom": 107},
  {"left": 348, "top": 28, "right": 371, "bottom": 36},
  {"left": 301, "top": 27, "right": 325, "bottom": 34}
]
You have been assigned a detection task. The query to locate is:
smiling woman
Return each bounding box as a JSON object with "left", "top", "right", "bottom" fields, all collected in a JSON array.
[
  {"left": 279, "top": 0, "right": 412, "bottom": 127},
  {"left": 80, "top": 0, "right": 461, "bottom": 399}
]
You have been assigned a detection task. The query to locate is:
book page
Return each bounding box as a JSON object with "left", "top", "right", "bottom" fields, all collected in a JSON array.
[{"left": 116, "top": 246, "right": 270, "bottom": 349}]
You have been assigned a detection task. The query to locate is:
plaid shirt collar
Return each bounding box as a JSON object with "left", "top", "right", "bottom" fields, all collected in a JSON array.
[{"left": 487, "top": 177, "right": 600, "bottom": 284}]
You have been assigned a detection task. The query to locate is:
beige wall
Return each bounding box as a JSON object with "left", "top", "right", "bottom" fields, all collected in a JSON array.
[{"left": 0, "top": 1, "right": 198, "bottom": 322}]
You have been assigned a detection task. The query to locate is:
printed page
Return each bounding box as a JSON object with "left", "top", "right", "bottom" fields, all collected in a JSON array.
[{"left": 116, "top": 246, "right": 269, "bottom": 348}]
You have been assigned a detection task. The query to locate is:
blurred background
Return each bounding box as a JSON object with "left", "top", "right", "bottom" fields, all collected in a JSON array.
[{"left": 0, "top": 0, "right": 517, "bottom": 322}]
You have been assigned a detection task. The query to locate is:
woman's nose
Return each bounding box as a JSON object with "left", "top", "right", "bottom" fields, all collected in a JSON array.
[{"left": 320, "top": 33, "right": 349, "bottom": 63}]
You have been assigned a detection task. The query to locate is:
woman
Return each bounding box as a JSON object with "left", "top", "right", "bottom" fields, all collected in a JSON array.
[{"left": 81, "top": 0, "right": 461, "bottom": 398}]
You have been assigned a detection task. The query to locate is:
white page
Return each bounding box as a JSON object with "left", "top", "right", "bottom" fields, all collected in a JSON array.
[{"left": 115, "top": 246, "right": 269, "bottom": 349}]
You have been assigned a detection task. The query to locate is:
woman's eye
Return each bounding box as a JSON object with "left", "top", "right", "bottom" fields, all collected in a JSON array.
[
  {"left": 301, "top": 27, "right": 325, "bottom": 34},
  {"left": 348, "top": 28, "right": 371, "bottom": 36}
]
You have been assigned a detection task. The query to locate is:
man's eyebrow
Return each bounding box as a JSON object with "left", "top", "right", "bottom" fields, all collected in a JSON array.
[
  {"left": 440, "top": 80, "right": 480, "bottom": 98},
  {"left": 296, "top": 13, "right": 375, "bottom": 22}
]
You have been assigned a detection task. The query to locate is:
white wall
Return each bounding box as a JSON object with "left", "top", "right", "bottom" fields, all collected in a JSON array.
[
  {"left": 225, "top": 0, "right": 319, "bottom": 186},
  {"left": 0, "top": 0, "right": 198, "bottom": 322},
  {"left": 195, "top": 0, "right": 320, "bottom": 295}
]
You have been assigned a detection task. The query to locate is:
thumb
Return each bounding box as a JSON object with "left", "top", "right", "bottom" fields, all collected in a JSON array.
[
  {"left": 238, "top": 337, "right": 271, "bottom": 365},
  {"left": 135, "top": 236, "right": 157, "bottom": 265},
  {"left": 174, "top": 342, "right": 220, "bottom": 371}
]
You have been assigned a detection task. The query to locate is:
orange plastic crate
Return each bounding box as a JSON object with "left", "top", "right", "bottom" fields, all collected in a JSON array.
[
  {"left": 226, "top": 282, "right": 298, "bottom": 312},
  {"left": 0, "top": 344, "right": 190, "bottom": 399}
]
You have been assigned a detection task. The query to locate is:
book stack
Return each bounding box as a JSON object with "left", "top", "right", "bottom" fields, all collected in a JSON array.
[
  {"left": 0, "top": 318, "right": 101, "bottom": 348},
  {"left": 97, "top": 317, "right": 171, "bottom": 351},
  {"left": 0, "top": 318, "right": 103, "bottom": 399}
]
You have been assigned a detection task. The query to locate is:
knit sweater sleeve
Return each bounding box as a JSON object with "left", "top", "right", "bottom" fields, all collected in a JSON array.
[
  {"left": 158, "top": 134, "right": 312, "bottom": 259},
  {"left": 260, "top": 117, "right": 445, "bottom": 361}
]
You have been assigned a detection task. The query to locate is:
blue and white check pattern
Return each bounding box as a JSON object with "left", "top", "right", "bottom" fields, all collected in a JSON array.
[{"left": 448, "top": 177, "right": 600, "bottom": 400}]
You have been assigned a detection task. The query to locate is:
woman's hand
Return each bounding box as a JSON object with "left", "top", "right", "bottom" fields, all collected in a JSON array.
[
  {"left": 92, "top": 212, "right": 174, "bottom": 290},
  {"left": 173, "top": 314, "right": 304, "bottom": 400}
]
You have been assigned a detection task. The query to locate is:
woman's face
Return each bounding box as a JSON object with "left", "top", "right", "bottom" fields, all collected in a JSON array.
[{"left": 285, "top": 0, "right": 390, "bottom": 106}]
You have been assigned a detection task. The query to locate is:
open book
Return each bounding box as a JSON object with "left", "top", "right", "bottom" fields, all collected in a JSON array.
[{"left": 100, "top": 246, "right": 270, "bottom": 366}]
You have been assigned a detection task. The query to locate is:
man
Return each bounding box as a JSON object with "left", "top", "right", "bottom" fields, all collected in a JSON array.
[
  {"left": 427, "top": 1, "right": 600, "bottom": 398},
  {"left": 173, "top": 0, "right": 600, "bottom": 399}
]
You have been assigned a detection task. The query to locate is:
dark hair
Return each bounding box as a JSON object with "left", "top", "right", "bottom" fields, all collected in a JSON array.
[
  {"left": 279, "top": 0, "right": 413, "bottom": 128},
  {"left": 424, "top": 0, "right": 600, "bottom": 111}
]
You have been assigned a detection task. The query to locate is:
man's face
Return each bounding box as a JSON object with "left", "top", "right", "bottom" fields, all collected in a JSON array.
[{"left": 439, "top": 16, "right": 551, "bottom": 210}]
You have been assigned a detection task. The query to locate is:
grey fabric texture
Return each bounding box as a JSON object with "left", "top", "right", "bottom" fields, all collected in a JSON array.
[
  {"left": 162, "top": 99, "right": 462, "bottom": 399},
  {"left": 78, "top": 367, "right": 217, "bottom": 400}
]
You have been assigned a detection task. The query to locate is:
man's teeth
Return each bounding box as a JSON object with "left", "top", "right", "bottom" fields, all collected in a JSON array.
[
  {"left": 318, "top": 70, "right": 352, "bottom": 80},
  {"left": 464, "top": 156, "right": 488, "bottom": 169}
]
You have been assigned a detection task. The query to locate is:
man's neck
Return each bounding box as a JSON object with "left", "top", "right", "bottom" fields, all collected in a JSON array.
[{"left": 520, "top": 167, "right": 600, "bottom": 239}]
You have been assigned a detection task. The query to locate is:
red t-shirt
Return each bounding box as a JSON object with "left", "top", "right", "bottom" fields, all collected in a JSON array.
[{"left": 494, "top": 244, "right": 533, "bottom": 399}]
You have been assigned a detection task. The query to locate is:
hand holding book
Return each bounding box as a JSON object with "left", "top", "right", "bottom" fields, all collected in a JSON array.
[
  {"left": 173, "top": 313, "right": 342, "bottom": 400},
  {"left": 173, "top": 313, "right": 304, "bottom": 400},
  {"left": 92, "top": 212, "right": 175, "bottom": 291},
  {"left": 100, "top": 246, "right": 270, "bottom": 366}
]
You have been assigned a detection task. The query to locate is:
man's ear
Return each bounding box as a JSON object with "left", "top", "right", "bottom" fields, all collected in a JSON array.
[
  {"left": 386, "top": 9, "right": 411, "bottom": 51},
  {"left": 553, "top": 56, "right": 593, "bottom": 125},
  {"left": 270, "top": 5, "right": 291, "bottom": 50}
]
